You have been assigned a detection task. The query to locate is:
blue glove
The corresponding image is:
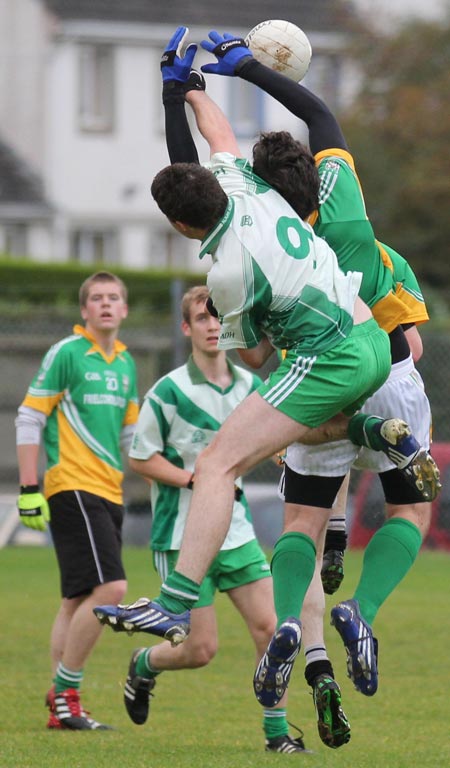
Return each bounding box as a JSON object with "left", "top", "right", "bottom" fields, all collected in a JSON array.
[
  {"left": 200, "top": 31, "right": 253, "bottom": 76},
  {"left": 161, "top": 26, "right": 198, "bottom": 83}
]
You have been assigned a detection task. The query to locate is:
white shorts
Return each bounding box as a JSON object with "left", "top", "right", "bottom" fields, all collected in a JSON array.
[{"left": 284, "top": 355, "right": 432, "bottom": 477}]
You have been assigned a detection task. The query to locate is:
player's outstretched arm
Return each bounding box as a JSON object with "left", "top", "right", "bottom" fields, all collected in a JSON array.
[
  {"left": 238, "top": 57, "right": 347, "bottom": 155},
  {"left": 199, "top": 29, "right": 346, "bottom": 155},
  {"left": 161, "top": 26, "right": 201, "bottom": 164},
  {"left": 186, "top": 89, "right": 241, "bottom": 157}
]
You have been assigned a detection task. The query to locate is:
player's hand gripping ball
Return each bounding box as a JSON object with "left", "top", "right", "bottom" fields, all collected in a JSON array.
[{"left": 200, "top": 31, "right": 253, "bottom": 76}]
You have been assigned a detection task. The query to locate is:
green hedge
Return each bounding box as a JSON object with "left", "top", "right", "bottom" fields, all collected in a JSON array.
[
  {"left": 1, "top": 257, "right": 448, "bottom": 326},
  {"left": 0, "top": 258, "right": 201, "bottom": 311}
]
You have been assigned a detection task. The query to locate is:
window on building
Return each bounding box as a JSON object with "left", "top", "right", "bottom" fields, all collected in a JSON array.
[
  {"left": 79, "top": 44, "right": 114, "bottom": 132},
  {"left": 304, "top": 54, "right": 341, "bottom": 113},
  {"left": 70, "top": 229, "right": 118, "bottom": 264},
  {"left": 150, "top": 229, "right": 192, "bottom": 270},
  {"left": 227, "top": 79, "right": 263, "bottom": 137},
  {"left": 3, "top": 223, "right": 27, "bottom": 256}
]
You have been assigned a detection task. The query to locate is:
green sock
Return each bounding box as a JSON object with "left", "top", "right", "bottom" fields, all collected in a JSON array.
[
  {"left": 135, "top": 648, "right": 161, "bottom": 679},
  {"left": 354, "top": 517, "right": 422, "bottom": 625},
  {"left": 271, "top": 532, "right": 316, "bottom": 628},
  {"left": 348, "top": 414, "right": 384, "bottom": 450},
  {"left": 156, "top": 570, "right": 200, "bottom": 613},
  {"left": 54, "top": 662, "right": 83, "bottom": 693},
  {"left": 263, "top": 708, "right": 288, "bottom": 740}
]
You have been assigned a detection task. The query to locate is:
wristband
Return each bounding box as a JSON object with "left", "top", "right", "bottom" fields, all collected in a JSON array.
[
  {"left": 20, "top": 484, "right": 40, "bottom": 494},
  {"left": 162, "top": 80, "right": 186, "bottom": 99},
  {"left": 186, "top": 474, "right": 195, "bottom": 490},
  {"left": 234, "top": 55, "right": 255, "bottom": 75}
]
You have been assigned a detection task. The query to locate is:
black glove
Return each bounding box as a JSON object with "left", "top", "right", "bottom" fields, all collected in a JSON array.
[{"left": 184, "top": 69, "right": 206, "bottom": 94}]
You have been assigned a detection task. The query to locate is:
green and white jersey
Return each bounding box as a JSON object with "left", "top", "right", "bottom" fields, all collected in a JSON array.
[
  {"left": 200, "top": 153, "right": 362, "bottom": 356},
  {"left": 129, "top": 355, "right": 262, "bottom": 551}
]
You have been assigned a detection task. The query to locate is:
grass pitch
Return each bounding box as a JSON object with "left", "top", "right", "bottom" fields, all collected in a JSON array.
[{"left": 1, "top": 545, "right": 449, "bottom": 768}]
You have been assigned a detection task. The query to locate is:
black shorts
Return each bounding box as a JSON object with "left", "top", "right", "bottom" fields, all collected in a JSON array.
[
  {"left": 282, "top": 464, "right": 346, "bottom": 508},
  {"left": 48, "top": 490, "right": 126, "bottom": 599}
]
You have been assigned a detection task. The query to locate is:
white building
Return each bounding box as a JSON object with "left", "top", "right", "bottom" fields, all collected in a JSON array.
[{"left": 0, "top": 0, "right": 356, "bottom": 271}]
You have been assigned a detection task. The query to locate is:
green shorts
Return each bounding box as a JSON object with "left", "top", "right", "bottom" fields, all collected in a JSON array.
[
  {"left": 153, "top": 539, "right": 270, "bottom": 608},
  {"left": 259, "top": 318, "right": 390, "bottom": 428}
]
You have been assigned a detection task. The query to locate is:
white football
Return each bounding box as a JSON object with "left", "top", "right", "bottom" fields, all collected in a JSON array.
[{"left": 245, "top": 19, "right": 312, "bottom": 82}]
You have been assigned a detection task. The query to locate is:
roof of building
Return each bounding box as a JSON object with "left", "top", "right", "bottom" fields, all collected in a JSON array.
[
  {"left": 0, "top": 138, "right": 49, "bottom": 206},
  {"left": 43, "top": 0, "right": 355, "bottom": 32}
]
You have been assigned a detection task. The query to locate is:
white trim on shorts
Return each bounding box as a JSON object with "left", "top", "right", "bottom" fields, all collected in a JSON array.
[
  {"left": 74, "top": 490, "right": 105, "bottom": 584},
  {"left": 263, "top": 355, "right": 316, "bottom": 408},
  {"left": 153, "top": 550, "right": 170, "bottom": 581},
  {"left": 283, "top": 354, "right": 431, "bottom": 478}
]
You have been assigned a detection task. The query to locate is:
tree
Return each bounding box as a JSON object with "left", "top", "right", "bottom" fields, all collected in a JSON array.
[{"left": 340, "top": 18, "right": 450, "bottom": 295}]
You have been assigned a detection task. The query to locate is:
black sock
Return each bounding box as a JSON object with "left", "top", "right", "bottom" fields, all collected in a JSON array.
[
  {"left": 324, "top": 530, "right": 348, "bottom": 553},
  {"left": 304, "top": 659, "right": 334, "bottom": 687}
]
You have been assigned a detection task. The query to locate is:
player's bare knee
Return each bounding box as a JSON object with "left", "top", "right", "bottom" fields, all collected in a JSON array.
[
  {"left": 255, "top": 616, "right": 278, "bottom": 646},
  {"left": 186, "top": 639, "right": 218, "bottom": 667},
  {"left": 195, "top": 444, "right": 238, "bottom": 481},
  {"left": 93, "top": 579, "right": 127, "bottom": 605}
]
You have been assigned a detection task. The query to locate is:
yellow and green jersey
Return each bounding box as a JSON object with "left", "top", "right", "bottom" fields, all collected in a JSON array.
[
  {"left": 21, "top": 325, "right": 139, "bottom": 504},
  {"left": 378, "top": 242, "right": 428, "bottom": 325},
  {"left": 308, "top": 148, "right": 428, "bottom": 332}
]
